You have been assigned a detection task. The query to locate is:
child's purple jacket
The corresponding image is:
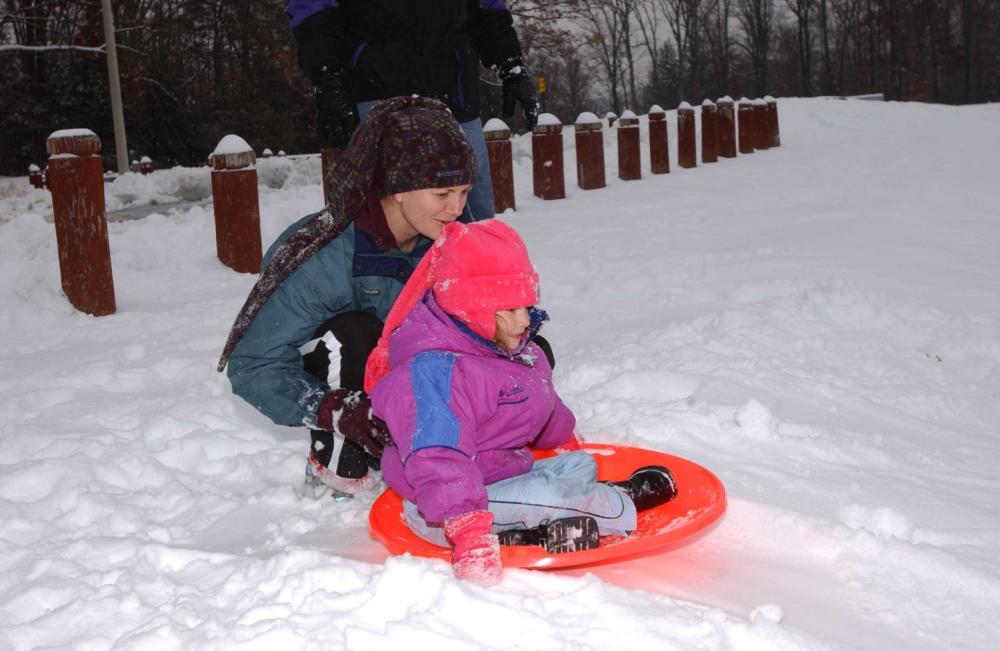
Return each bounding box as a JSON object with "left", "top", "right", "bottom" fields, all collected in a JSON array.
[{"left": 371, "top": 291, "right": 575, "bottom": 524}]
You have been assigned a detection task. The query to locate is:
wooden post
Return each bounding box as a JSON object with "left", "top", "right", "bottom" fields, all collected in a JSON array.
[
  {"left": 701, "top": 100, "right": 718, "bottom": 164},
  {"left": 532, "top": 113, "right": 565, "bottom": 200},
  {"left": 606, "top": 111, "right": 618, "bottom": 128},
  {"left": 648, "top": 105, "right": 670, "bottom": 174},
  {"left": 46, "top": 129, "right": 116, "bottom": 316},
  {"left": 484, "top": 118, "right": 515, "bottom": 213},
  {"left": 717, "top": 96, "right": 737, "bottom": 159},
  {"left": 139, "top": 156, "right": 154, "bottom": 175},
  {"left": 211, "top": 135, "right": 263, "bottom": 273},
  {"left": 737, "top": 97, "right": 755, "bottom": 154},
  {"left": 765, "top": 95, "right": 781, "bottom": 147},
  {"left": 753, "top": 99, "right": 771, "bottom": 151},
  {"left": 29, "top": 164, "right": 45, "bottom": 188},
  {"left": 616, "top": 110, "right": 641, "bottom": 181},
  {"left": 677, "top": 102, "right": 697, "bottom": 169},
  {"left": 574, "top": 112, "right": 606, "bottom": 190}
]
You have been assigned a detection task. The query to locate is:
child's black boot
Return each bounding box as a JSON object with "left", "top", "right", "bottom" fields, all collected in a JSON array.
[
  {"left": 497, "top": 516, "right": 600, "bottom": 554},
  {"left": 603, "top": 465, "right": 678, "bottom": 511}
]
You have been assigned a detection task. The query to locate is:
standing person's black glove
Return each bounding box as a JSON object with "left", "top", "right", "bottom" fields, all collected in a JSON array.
[
  {"left": 496, "top": 56, "right": 538, "bottom": 130},
  {"left": 314, "top": 65, "right": 359, "bottom": 149},
  {"left": 315, "top": 388, "right": 392, "bottom": 458}
]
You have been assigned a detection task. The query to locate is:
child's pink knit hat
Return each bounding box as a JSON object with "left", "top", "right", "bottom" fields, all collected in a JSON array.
[{"left": 364, "top": 219, "right": 539, "bottom": 392}]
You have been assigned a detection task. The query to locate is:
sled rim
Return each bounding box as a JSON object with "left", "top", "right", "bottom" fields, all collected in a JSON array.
[{"left": 368, "top": 443, "right": 727, "bottom": 570}]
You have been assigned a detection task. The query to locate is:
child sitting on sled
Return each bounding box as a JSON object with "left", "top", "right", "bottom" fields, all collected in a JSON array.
[{"left": 364, "top": 219, "right": 677, "bottom": 585}]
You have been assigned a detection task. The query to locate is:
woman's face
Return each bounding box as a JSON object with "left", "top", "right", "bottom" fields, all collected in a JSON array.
[
  {"left": 494, "top": 307, "right": 531, "bottom": 352},
  {"left": 396, "top": 185, "right": 472, "bottom": 240}
]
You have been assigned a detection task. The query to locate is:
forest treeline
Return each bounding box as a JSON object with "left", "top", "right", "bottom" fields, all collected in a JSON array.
[{"left": 2, "top": 0, "right": 996, "bottom": 176}]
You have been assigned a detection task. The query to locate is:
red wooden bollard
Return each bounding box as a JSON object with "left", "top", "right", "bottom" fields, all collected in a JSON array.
[
  {"left": 574, "top": 112, "right": 606, "bottom": 190},
  {"left": 606, "top": 112, "right": 618, "bottom": 128},
  {"left": 648, "top": 105, "right": 670, "bottom": 174},
  {"left": 211, "top": 135, "right": 263, "bottom": 273},
  {"left": 320, "top": 147, "right": 343, "bottom": 204},
  {"left": 677, "top": 102, "right": 697, "bottom": 169},
  {"left": 753, "top": 99, "right": 770, "bottom": 151},
  {"left": 701, "top": 100, "right": 718, "bottom": 163},
  {"left": 765, "top": 95, "right": 781, "bottom": 147},
  {"left": 532, "top": 114, "right": 565, "bottom": 200},
  {"left": 617, "top": 110, "right": 641, "bottom": 181},
  {"left": 484, "top": 118, "right": 515, "bottom": 213},
  {"left": 139, "top": 156, "right": 154, "bottom": 175},
  {"left": 737, "top": 97, "right": 755, "bottom": 154},
  {"left": 28, "top": 164, "right": 45, "bottom": 188},
  {"left": 46, "top": 129, "right": 116, "bottom": 316},
  {"left": 716, "top": 96, "right": 737, "bottom": 158}
]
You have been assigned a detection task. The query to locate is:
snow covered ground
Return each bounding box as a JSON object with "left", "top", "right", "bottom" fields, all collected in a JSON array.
[{"left": 2, "top": 98, "right": 999, "bottom": 650}]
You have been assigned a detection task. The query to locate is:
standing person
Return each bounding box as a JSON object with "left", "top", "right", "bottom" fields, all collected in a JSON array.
[
  {"left": 217, "top": 96, "right": 482, "bottom": 499},
  {"left": 285, "top": 0, "right": 539, "bottom": 220},
  {"left": 364, "top": 220, "right": 678, "bottom": 585}
]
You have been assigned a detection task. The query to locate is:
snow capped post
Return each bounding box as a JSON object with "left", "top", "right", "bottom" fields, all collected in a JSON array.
[
  {"left": 531, "top": 113, "right": 565, "bottom": 200},
  {"left": 574, "top": 112, "right": 606, "bottom": 190},
  {"left": 28, "top": 164, "right": 44, "bottom": 189},
  {"left": 753, "top": 99, "right": 771, "bottom": 151},
  {"left": 765, "top": 96, "right": 781, "bottom": 147},
  {"left": 737, "top": 98, "right": 755, "bottom": 154},
  {"left": 716, "top": 97, "right": 737, "bottom": 159},
  {"left": 210, "top": 135, "right": 263, "bottom": 274},
  {"left": 261, "top": 148, "right": 273, "bottom": 158},
  {"left": 616, "top": 110, "right": 641, "bottom": 181},
  {"left": 139, "top": 156, "right": 154, "bottom": 175},
  {"left": 484, "top": 118, "right": 515, "bottom": 213},
  {"left": 647, "top": 105, "right": 670, "bottom": 175},
  {"left": 606, "top": 111, "right": 618, "bottom": 128},
  {"left": 45, "top": 129, "right": 117, "bottom": 317},
  {"left": 701, "top": 100, "right": 718, "bottom": 163},
  {"left": 677, "top": 102, "right": 697, "bottom": 169}
]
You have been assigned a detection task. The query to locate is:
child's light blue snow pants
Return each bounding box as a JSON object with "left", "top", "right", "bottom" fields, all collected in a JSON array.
[{"left": 403, "top": 451, "right": 638, "bottom": 546}]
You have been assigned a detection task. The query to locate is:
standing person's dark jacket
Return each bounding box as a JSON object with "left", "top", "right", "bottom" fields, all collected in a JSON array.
[{"left": 286, "top": 0, "right": 521, "bottom": 123}]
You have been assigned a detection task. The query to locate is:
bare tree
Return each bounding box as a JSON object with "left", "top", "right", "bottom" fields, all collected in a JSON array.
[
  {"left": 577, "top": 0, "right": 629, "bottom": 113},
  {"left": 634, "top": 0, "right": 665, "bottom": 108},
  {"left": 658, "top": 0, "right": 713, "bottom": 101},
  {"left": 817, "top": 0, "right": 835, "bottom": 93},
  {"left": 785, "top": 0, "right": 815, "bottom": 94},
  {"left": 736, "top": 0, "right": 776, "bottom": 95},
  {"left": 705, "top": 0, "right": 734, "bottom": 96}
]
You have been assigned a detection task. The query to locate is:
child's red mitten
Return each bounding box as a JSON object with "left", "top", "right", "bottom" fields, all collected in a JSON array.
[{"left": 444, "top": 510, "right": 502, "bottom": 586}]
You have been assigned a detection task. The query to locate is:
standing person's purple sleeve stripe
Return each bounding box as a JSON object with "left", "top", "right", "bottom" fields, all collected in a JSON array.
[
  {"left": 286, "top": 0, "right": 340, "bottom": 28},
  {"left": 478, "top": 0, "right": 509, "bottom": 9}
]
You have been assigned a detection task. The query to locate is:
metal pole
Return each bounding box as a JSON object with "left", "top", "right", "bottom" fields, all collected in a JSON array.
[{"left": 101, "top": 0, "right": 129, "bottom": 174}]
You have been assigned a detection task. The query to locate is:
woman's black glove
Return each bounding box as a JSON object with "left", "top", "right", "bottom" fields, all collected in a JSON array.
[
  {"left": 496, "top": 57, "right": 538, "bottom": 130},
  {"left": 314, "top": 66, "right": 359, "bottom": 149}
]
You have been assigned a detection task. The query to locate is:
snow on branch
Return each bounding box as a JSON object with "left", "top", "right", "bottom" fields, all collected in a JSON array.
[{"left": 0, "top": 43, "right": 105, "bottom": 54}]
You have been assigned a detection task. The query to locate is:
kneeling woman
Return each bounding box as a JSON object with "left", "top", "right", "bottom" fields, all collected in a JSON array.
[{"left": 364, "top": 220, "right": 675, "bottom": 585}]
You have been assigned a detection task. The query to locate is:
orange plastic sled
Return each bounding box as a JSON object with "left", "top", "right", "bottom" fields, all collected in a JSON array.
[{"left": 368, "top": 443, "right": 727, "bottom": 570}]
